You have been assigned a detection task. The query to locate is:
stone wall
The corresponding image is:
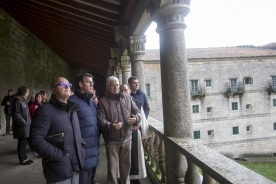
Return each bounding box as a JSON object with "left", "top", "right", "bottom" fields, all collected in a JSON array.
[
  {"left": 144, "top": 57, "right": 276, "bottom": 156},
  {"left": 0, "top": 8, "right": 72, "bottom": 133}
]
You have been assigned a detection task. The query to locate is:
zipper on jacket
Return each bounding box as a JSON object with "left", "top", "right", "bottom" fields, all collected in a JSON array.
[{"left": 45, "top": 132, "right": 64, "bottom": 139}]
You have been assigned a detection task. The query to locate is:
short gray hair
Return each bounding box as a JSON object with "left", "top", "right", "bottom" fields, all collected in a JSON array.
[{"left": 106, "top": 76, "right": 119, "bottom": 86}]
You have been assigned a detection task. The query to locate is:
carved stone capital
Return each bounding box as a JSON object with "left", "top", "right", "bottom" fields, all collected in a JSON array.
[
  {"left": 114, "top": 26, "right": 128, "bottom": 41},
  {"left": 152, "top": 3, "right": 190, "bottom": 33},
  {"left": 129, "top": 35, "right": 146, "bottom": 52},
  {"left": 120, "top": 55, "right": 131, "bottom": 72}
]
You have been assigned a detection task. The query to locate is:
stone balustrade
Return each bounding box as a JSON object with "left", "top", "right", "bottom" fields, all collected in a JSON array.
[{"left": 145, "top": 117, "right": 275, "bottom": 184}]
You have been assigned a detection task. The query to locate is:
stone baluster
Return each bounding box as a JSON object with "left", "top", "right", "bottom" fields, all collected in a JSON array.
[
  {"left": 120, "top": 50, "right": 131, "bottom": 84},
  {"left": 148, "top": 132, "right": 155, "bottom": 167},
  {"left": 158, "top": 138, "right": 166, "bottom": 183},
  {"left": 202, "top": 170, "right": 216, "bottom": 184},
  {"left": 153, "top": 134, "right": 160, "bottom": 175}
]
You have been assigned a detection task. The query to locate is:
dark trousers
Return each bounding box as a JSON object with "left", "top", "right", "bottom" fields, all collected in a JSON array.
[
  {"left": 17, "top": 138, "right": 28, "bottom": 162},
  {"left": 79, "top": 166, "right": 97, "bottom": 184},
  {"left": 5, "top": 114, "right": 11, "bottom": 134}
]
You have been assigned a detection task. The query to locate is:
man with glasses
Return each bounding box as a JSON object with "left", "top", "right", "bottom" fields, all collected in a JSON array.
[
  {"left": 98, "top": 76, "right": 141, "bottom": 184},
  {"left": 69, "top": 73, "right": 100, "bottom": 184},
  {"left": 29, "top": 77, "right": 85, "bottom": 184}
]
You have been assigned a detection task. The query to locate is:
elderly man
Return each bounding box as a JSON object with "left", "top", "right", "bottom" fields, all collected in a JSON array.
[
  {"left": 69, "top": 73, "right": 100, "bottom": 184},
  {"left": 29, "top": 77, "right": 85, "bottom": 184},
  {"left": 98, "top": 76, "right": 141, "bottom": 184}
]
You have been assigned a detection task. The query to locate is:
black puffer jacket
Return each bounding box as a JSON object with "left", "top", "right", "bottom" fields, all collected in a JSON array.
[
  {"left": 29, "top": 95, "right": 85, "bottom": 182},
  {"left": 12, "top": 96, "right": 31, "bottom": 139}
]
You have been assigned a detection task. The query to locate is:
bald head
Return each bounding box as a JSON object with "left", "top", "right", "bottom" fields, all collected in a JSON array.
[{"left": 51, "top": 77, "right": 72, "bottom": 103}]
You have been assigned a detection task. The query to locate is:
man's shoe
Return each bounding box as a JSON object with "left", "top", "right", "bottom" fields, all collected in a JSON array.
[
  {"left": 27, "top": 159, "right": 34, "bottom": 163},
  {"left": 20, "top": 160, "right": 31, "bottom": 165}
]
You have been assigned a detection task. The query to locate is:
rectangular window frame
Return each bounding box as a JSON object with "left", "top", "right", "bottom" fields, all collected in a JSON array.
[
  {"left": 232, "top": 126, "right": 239, "bottom": 135},
  {"left": 272, "top": 76, "right": 276, "bottom": 89},
  {"left": 273, "top": 99, "right": 276, "bottom": 107},
  {"left": 246, "top": 125, "right": 252, "bottom": 132},
  {"left": 192, "top": 105, "right": 199, "bottom": 114},
  {"left": 190, "top": 80, "right": 199, "bottom": 94},
  {"left": 205, "top": 80, "right": 212, "bottom": 87},
  {"left": 230, "top": 79, "right": 238, "bottom": 92},
  {"left": 207, "top": 107, "right": 213, "bottom": 113},
  {"left": 145, "top": 83, "right": 151, "bottom": 99},
  {"left": 243, "top": 77, "right": 253, "bottom": 85},
  {"left": 194, "top": 130, "right": 201, "bottom": 139},
  {"left": 232, "top": 102, "right": 238, "bottom": 111},
  {"left": 246, "top": 104, "right": 251, "bottom": 110},
  {"left": 274, "top": 122, "right": 276, "bottom": 131},
  {"left": 207, "top": 130, "right": 214, "bottom": 137}
]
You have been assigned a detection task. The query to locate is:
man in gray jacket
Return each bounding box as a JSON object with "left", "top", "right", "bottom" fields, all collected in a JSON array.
[{"left": 97, "top": 76, "right": 141, "bottom": 184}]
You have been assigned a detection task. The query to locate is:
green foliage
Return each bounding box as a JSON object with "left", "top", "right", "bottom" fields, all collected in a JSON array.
[
  {"left": 236, "top": 44, "right": 256, "bottom": 48},
  {"left": 237, "top": 161, "right": 276, "bottom": 182}
]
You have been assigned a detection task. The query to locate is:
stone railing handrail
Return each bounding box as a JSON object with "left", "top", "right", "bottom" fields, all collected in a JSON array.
[{"left": 147, "top": 117, "right": 275, "bottom": 184}]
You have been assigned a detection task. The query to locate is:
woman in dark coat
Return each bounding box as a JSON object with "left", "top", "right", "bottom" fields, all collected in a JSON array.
[{"left": 12, "top": 86, "right": 32, "bottom": 165}]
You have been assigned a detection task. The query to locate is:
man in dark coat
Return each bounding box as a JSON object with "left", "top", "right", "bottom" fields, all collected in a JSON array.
[
  {"left": 69, "top": 73, "right": 100, "bottom": 184},
  {"left": 128, "top": 76, "right": 150, "bottom": 118},
  {"left": 1, "top": 89, "right": 14, "bottom": 135},
  {"left": 29, "top": 77, "right": 85, "bottom": 184}
]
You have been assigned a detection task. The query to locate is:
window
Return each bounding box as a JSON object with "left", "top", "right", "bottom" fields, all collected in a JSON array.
[
  {"left": 243, "top": 62, "right": 249, "bottom": 67},
  {"left": 230, "top": 79, "right": 238, "bottom": 92},
  {"left": 246, "top": 125, "right": 252, "bottom": 132},
  {"left": 232, "top": 102, "right": 238, "bottom": 110},
  {"left": 272, "top": 76, "right": 276, "bottom": 89},
  {"left": 232, "top": 126, "right": 239, "bottom": 135},
  {"left": 274, "top": 123, "right": 276, "bottom": 131},
  {"left": 205, "top": 63, "right": 211, "bottom": 70},
  {"left": 191, "top": 80, "right": 199, "bottom": 94},
  {"left": 208, "top": 130, "right": 214, "bottom": 136},
  {"left": 207, "top": 107, "right": 213, "bottom": 113},
  {"left": 206, "top": 80, "right": 212, "bottom": 87},
  {"left": 246, "top": 104, "right": 251, "bottom": 110},
  {"left": 273, "top": 99, "right": 276, "bottom": 107},
  {"left": 243, "top": 77, "right": 253, "bottom": 85},
  {"left": 194, "top": 130, "right": 200, "bottom": 139},
  {"left": 145, "top": 84, "right": 151, "bottom": 98},
  {"left": 192, "top": 105, "right": 199, "bottom": 113}
]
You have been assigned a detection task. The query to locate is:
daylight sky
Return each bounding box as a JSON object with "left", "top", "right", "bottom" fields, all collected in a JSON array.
[{"left": 145, "top": 0, "right": 276, "bottom": 49}]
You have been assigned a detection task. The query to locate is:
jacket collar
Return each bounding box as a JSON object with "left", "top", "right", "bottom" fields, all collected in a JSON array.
[
  {"left": 74, "top": 89, "right": 92, "bottom": 104},
  {"left": 49, "top": 94, "right": 79, "bottom": 114},
  {"left": 14, "top": 95, "right": 28, "bottom": 103},
  {"left": 106, "top": 92, "right": 124, "bottom": 100},
  {"left": 131, "top": 89, "right": 141, "bottom": 96}
]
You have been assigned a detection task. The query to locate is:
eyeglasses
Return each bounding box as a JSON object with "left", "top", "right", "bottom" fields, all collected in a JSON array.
[
  {"left": 82, "top": 81, "right": 94, "bottom": 85},
  {"left": 52, "top": 82, "right": 72, "bottom": 88}
]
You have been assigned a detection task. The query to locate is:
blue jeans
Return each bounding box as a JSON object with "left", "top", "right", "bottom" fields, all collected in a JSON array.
[
  {"left": 79, "top": 166, "right": 97, "bottom": 184},
  {"left": 47, "top": 171, "right": 79, "bottom": 184}
]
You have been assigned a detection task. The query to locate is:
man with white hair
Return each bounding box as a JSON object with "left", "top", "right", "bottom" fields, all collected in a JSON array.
[{"left": 97, "top": 76, "right": 141, "bottom": 184}]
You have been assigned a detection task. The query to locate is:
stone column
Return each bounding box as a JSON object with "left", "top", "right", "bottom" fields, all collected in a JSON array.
[
  {"left": 116, "top": 64, "right": 123, "bottom": 84},
  {"left": 129, "top": 35, "right": 146, "bottom": 92},
  {"left": 121, "top": 53, "right": 131, "bottom": 84},
  {"left": 152, "top": 2, "right": 200, "bottom": 184}
]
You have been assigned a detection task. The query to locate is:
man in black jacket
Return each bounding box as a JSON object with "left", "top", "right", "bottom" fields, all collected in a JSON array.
[
  {"left": 1, "top": 89, "right": 14, "bottom": 135},
  {"left": 29, "top": 77, "right": 85, "bottom": 184}
]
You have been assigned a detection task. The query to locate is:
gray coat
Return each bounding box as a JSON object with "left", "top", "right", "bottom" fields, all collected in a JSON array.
[{"left": 97, "top": 92, "right": 141, "bottom": 144}]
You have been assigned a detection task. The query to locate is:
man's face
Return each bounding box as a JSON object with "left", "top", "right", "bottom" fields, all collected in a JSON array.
[
  {"left": 79, "top": 76, "right": 94, "bottom": 94},
  {"left": 51, "top": 77, "right": 71, "bottom": 101},
  {"left": 129, "top": 79, "right": 139, "bottom": 92},
  {"left": 106, "top": 80, "right": 119, "bottom": 95},
  {"left": 8, "top": 91, "right": 13, "bottom": 96},
  {"left": 120, "top": 85, "right": 130, "bottom": 95}
]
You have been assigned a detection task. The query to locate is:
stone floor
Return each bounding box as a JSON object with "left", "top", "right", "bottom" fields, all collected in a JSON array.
[{"left": 0, "top": 134, "right": 153, "bottom": 184}]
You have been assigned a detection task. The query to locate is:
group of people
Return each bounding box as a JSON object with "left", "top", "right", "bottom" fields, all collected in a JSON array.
[{"left": 1, "top": 74, "right": 151, "bottom": 184}]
